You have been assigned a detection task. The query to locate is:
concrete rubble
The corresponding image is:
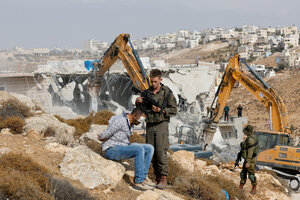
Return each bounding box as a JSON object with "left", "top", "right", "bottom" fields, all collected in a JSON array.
[{"left": 0, "top": 61, "right": 220, "bottom": 147}]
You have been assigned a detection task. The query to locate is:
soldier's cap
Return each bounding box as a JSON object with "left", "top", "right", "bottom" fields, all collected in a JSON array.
[{"left": 243, "top": 125, "right": 254, "bottom": 135}]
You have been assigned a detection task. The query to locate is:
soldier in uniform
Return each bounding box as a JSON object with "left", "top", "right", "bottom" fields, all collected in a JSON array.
[
  {"left": 136, "top": 69, "right": 177, "bottom": 189},
  {"left": 236, "top": 125, "right": 259, "bottom": 194}
]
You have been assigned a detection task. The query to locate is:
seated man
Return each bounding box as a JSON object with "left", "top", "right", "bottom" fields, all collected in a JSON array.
[{"left": 98, "top": 107, "right": 154, "bottom": 191}]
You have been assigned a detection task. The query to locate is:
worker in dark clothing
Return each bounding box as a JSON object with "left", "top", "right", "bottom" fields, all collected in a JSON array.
[
  {"left": 237, "top": 105, "right": 243, "bottom": 117},
  {"left": 224, "top": 105, "right": 230, "bottom": 121},
  {"left": 235, "top": 125, "right": 259, "bottom": 195},
  {"left": 136, "top": 69, "right": 177, "bottom": 190}
]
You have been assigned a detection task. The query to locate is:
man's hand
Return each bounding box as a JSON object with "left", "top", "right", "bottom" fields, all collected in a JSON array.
[
  {"left": 98, "top": 134, "right": 108, "bottom": 142},
  {"left": 152, "top": 105, "right": 161, "bottom": 113},
  {"left": 136, "top": 97, "right": 143, "bottom": 104},
  {"left": 245, "top": 163, "right": 250, "bottom": 168}
]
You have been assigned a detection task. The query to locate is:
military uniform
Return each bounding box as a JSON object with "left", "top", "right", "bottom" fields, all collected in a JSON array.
[
  {"left": 237, "top": 125, "right": 259, "bottom": 194},
  {"left": 143, "top": 84, "right": 177, "bottom": 179}
]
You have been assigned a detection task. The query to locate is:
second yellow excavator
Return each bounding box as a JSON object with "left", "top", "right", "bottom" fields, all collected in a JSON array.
[
  {"left": 87, "top": 33, "right": 151, "bottom": 96},
  {"left": 208, "top": 54, "right": 300, "bottom": 190}
]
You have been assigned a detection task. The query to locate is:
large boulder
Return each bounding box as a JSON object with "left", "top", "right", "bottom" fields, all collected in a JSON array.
[
  {"left": 194, "top": 159, "right": 207, "bottom": 172},
  {"left": 45, "top": 142, "right": 72, "bottom": 154},
  {"left": 170, "top": 150, "right": 195, "bottom": 173},
  {"left": 59, "top": 145, "right": 125, "bottom": 189},
  {"left": 24, "top": 113, "right": 75, "bottom": 146}
]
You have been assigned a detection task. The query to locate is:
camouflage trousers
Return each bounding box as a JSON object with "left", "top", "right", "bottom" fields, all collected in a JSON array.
[
  {"left": 240, "top": 160, "right": 257, "bottom": 186},
  {"left": 146, "top": 121, "right": 169, "bottom": 176}
]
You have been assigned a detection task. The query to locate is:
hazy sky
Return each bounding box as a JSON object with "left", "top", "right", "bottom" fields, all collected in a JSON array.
[{"left": 0, "top": 0, "right": 299, "bottom": 49}]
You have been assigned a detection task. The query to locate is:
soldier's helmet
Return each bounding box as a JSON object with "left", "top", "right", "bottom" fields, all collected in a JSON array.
[{"left": 243, "top": 125, "right": 254, "bottom": 135}]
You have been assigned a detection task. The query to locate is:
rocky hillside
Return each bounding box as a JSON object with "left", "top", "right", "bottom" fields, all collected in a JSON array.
[{"left": 0, "top": 91, "right": 294, "bottom": 200}]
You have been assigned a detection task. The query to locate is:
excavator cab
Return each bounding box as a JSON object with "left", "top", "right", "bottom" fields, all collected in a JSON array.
[{"left": 254, "top": 131, "right": 289, "bottom": 152}]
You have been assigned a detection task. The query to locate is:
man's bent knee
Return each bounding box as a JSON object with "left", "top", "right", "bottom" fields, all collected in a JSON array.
[{"left": 144, "top": 144, "right": 154, "bottom": 153}]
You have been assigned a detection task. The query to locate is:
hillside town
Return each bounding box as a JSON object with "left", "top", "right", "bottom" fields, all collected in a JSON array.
[{"left": 1, "top": 25, "right": 300, "bottom": 75}]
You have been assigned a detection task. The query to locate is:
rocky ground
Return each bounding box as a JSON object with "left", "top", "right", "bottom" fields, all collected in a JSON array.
[{"left": 0, "top": 91, "right": 296, "bottom": 199}]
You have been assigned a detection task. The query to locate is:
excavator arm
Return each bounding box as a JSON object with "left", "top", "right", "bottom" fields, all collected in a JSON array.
[
  {"left": 90, "top": 33, "right": 151, "bottom": 93},
  {"left": 210, "top": 54, "right": 290, "bottom": 134}
]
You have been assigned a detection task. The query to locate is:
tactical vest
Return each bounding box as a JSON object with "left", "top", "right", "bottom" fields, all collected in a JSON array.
[{"left": 241, "top": 135, "right": 259, "bottom": 159}]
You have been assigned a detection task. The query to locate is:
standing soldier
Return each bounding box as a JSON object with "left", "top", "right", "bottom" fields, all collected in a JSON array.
[
  {"left": 237, "top": 104, "right": 243, "bottom": 117},
  {"left": 236, "top": 125, "right": 259, "bottom": 194},
  {"left": 136, "top": 69, "right": 177, "bottom": 189}
]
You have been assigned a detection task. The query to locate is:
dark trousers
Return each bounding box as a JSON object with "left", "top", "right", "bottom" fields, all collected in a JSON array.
[
  {"left": 146, "top": 121, "right": 169, "bottom": 176},
  {"left": 224, "top": 112, "right": 229, "bottom": 121},
  {"left": 240, "top": 161, "right": 257, "bottom": 186},
  {"left": 238, "top": 112, "right": 242, "bottom": 117}
]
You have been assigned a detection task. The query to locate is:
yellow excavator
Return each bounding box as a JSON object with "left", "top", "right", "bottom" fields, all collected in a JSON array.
[
  {"left": 87, "top": 33, "right": 151, "bottom": 97},
  {"left": 208, "top": 54, "right": 300, "bottom": 190}
]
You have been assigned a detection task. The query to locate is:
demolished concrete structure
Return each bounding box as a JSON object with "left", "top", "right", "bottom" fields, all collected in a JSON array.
[{"left": 0, "top": 60, "right": 245, "bottom": 161}]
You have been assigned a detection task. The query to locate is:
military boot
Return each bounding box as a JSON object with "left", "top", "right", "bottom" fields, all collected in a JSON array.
[
  {"left": 155, "top": 175, "right": 161, "bottom": 184},
  {"left": 156, "top": 175, "right": 167, "bottom": 190},
  {"left": 239, "top": 184, "right": 244, "bottom": 189},
  {"left": 250, "top": 185, "right": 256, "bottom": 194}
]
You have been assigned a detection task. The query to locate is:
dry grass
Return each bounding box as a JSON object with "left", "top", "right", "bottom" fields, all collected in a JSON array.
[
  {"left": 174, "top": 174, "right": 225, "bottom": 200},
  {"left": 166, "top": 157, "right": 246, "bottom": 200},
  {"left": 173, "top": 173, "right": 247, "bottom": 200},
  {"left": 0, "top": 153, "right": 98, "bottom": 200},
  {"left": 64, "top": 116, "right": 93, "bottom": 138},
  {"left": 0, "top": 116, "right": 25, "bottom": 134},
  {"left": 43, "top": 127, "right": 56, "bottom": 137},
  {"left": 54, "top": 114, "right": 65, "bottom": 123},
  {"left": 93, "top": 111, "right": 115, "bottom": 125},
  {"left": 207, "top": 175, "right": 247, "bottom": 200},
  {"left": 167, "top": 157, "right": 189, "bottom": 185},
  {"left": 55, "top": 111, "right": 114, "bottom": 138},
  {"left": 0, "top": 98, "right": 32, "bottom": 119},
  {"left": 0, "top": 153, "right": 52, "bottom": 200}
]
